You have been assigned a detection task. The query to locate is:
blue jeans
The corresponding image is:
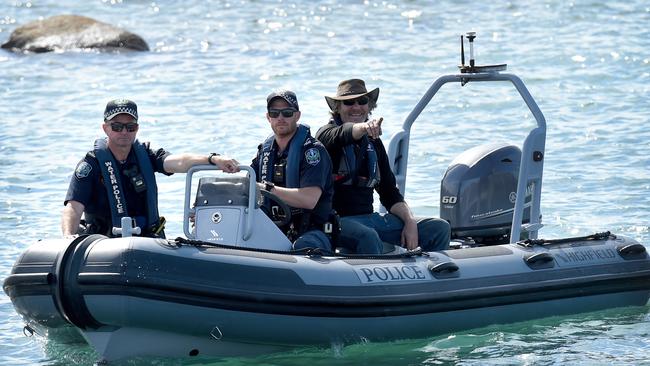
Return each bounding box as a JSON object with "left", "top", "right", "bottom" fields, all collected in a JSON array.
[
  {"left": 338, "top": 213, "right": 450, "bottom": 254},
  {"left": 293, "top": 229, "right": 332, "bottom": 254}
]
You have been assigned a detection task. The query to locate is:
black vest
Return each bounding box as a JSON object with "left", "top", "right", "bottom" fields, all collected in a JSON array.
[
  {"left": 331, "top": 117, "right": 380, "bottom": 188},
  {"left": 87, "top": 138, "right": 161, "bottom": 237}
]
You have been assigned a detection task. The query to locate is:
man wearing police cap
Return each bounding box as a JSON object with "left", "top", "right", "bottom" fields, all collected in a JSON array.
[
  {"left": 251, "top": 90, "right": 335, "bottom": 253},
  {"left": 62, "top": 99, "right": 240, "bottom": 238}
]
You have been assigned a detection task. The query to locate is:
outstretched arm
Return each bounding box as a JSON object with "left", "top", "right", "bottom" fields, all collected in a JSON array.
[
  {"left": 61, "top": 200, "right": 85, "bottom": 237},
  {"left": 317, "top": 118, "right": 384, "bottom": 147},
  {"left": 163, "top": 153, "right": 240, "bottom": 173},
  {"left": 351, "top": 117, "right": 383, "bottom": 140}
]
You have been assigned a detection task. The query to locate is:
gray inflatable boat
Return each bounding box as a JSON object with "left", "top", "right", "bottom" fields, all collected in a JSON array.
[
  {"left": 4, "top": 231, "right": 650, "bottom": 361},
  {"left": 4, "top": 33, "right": 650, "bottom": 361}
]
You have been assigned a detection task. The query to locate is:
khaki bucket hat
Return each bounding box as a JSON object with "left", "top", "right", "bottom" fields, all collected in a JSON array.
[{"left": 325, "top": 79, "right": 379, "bottom": 110}]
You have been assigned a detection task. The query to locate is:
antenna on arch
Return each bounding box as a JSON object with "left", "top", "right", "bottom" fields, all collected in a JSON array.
[{"left": 458, "top": 32, "right": 507, "bottom": 78}]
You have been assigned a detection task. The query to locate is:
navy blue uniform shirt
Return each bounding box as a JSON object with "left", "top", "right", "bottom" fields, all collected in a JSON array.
[
  {"left": 251, "top": 135, "right": 333, "bottom": 225},
  {"left": 64, "top": 143, "right": 171, "bottom": 232}
]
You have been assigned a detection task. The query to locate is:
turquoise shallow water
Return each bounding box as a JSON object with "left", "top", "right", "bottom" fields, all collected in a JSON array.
[{"left": 1, "top": 1, "right": 649, "bottom": 365}]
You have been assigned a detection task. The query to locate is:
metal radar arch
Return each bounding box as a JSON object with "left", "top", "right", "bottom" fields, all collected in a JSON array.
[{"left": 386, "top": 32, "right": 546, "bottom": 243}]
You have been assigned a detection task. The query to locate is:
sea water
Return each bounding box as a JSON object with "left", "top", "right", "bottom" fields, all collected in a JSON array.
[{"left": 1, "top": 1, "right": 649, "bottom": 365}]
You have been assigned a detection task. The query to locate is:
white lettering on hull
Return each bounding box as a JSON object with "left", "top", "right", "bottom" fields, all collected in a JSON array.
[
  {"left": 354, "top": 264, "right": 430, "bottom": 284},
  {"left": 555, "top": 248, "right": 617, "bottom": 264}
]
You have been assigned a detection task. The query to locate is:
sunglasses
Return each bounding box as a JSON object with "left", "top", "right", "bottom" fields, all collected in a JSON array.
[
  {"left": 342, "top": 96, "right": 369, "bottom": 106},
  {"left": 109, "top": 122, "right": 139, "bottom": 132},
  {"left": 268, "top": 108, "right": 297, "bottom": 118}
]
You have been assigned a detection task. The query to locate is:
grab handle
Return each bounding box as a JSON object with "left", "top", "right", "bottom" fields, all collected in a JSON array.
[
  {"left": 428, "top": 261, "right": 460, "bottom": 279},
  {"left": 617, "top": 243, "right": 647, "bottom": 260},
  {"left": 524, "top": 252, "right": 555, "bottom": 269}
]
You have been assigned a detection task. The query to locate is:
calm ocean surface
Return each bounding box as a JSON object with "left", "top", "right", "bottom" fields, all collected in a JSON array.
[{"left": 1, "top": 1, "right": 649, "bottom": 365}]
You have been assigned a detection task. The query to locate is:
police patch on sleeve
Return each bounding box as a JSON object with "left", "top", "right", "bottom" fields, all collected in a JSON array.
[
  {"left": 304, "top": 148, "right": 321, "bottom": 166},
  {"left": 75, "top": 161, "right": 92, "bottom": 179}
]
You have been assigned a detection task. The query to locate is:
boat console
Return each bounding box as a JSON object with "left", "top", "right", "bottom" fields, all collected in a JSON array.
[{"left": 183, "top": 165, "right": 292, "bottom": 251}]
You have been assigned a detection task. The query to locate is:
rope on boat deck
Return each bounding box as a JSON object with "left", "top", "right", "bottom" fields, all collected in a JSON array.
[
  {"left": 172, "top": 237, "right": 426, "bottom": 259},
  {"left": 517, "top": 231, "right": 615, "bottom": 248}
]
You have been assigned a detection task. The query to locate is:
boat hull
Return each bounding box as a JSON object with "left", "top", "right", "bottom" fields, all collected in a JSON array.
[{"left": 4, "top": 234, "right": 650, "bottom": 360}]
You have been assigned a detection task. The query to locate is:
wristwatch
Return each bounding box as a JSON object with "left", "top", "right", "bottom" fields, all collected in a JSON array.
[
  {"left": 207, "top": 153, "right": 220, "bottom": 165},
  {"left": 264, "top": 181, "right": 275, "bottom": 192}
]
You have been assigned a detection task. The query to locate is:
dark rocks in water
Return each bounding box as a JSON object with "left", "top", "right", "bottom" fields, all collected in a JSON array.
[{"left": 1, "top": 14, "right": 149, "bottom": 53}]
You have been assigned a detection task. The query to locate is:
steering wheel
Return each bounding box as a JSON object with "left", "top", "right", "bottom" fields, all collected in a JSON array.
[{"left": 260, "top": 189, "right": 292, "bottom": 227}]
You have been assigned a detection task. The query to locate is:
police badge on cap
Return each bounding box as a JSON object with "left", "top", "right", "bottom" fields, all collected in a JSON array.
[{"left": 104, "top": 99, "right": 138, "bottom": 121}]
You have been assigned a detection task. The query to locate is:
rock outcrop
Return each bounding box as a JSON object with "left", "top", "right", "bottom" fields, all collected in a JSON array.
[{"left": 1, "top": 14, "right": 149, "bottom": 53}]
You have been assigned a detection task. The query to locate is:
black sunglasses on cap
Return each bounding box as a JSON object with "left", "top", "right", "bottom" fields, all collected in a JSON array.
[
  {"left": 342, "top": 96, "right": 369, "bottom": 106},
  {"left": 109, "top": 122, "right": 139, "bottom": 132},
  {"left": 268, "top": 108, "right": 297, "bottom": 118}
]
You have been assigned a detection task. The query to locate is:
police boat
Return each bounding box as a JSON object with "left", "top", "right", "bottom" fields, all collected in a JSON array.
[{"left": 4, "top": 33, "right": 650, "bottom": 362}]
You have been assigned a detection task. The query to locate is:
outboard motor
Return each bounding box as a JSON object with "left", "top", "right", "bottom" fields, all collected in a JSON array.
[{"left": 440, "top": 143, "right": 531, "bottom": 244}]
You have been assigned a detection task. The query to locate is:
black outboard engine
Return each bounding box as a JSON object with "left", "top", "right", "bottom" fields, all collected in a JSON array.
[{"left": 440, "top": 143, "right": 531, "bottom": 244}]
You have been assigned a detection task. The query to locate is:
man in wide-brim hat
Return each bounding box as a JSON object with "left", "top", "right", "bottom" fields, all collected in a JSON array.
[
  {"left": 324, "top": 78, "right": 380, "bottom": 114},
  {"left": 316, "top": 79, "right": 450, "bottom": 255}
]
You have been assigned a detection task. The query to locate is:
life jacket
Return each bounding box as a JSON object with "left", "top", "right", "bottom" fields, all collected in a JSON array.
[
  {"left": 89, "top": 138, "right": 160, "bottom": 236},
  {"left": 331, "top": 117, "right": 380, "bottom": 188},
  {"left": 258, "top": 124, "right": 314, "bottom": 239},
  {"left": 259, "top": 124, "right": 309, "bottom": 188}
]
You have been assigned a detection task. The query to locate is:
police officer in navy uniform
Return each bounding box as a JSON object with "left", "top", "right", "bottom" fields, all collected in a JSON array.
[
  {"left": 251, "top": 90, "right": 334, "bottom": 252},
  {"left": 316, "top": 79, "right": 450, "bottom": 254},
  {"left": 62, "top": 99, "right": 240, "bottom": 238}
]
